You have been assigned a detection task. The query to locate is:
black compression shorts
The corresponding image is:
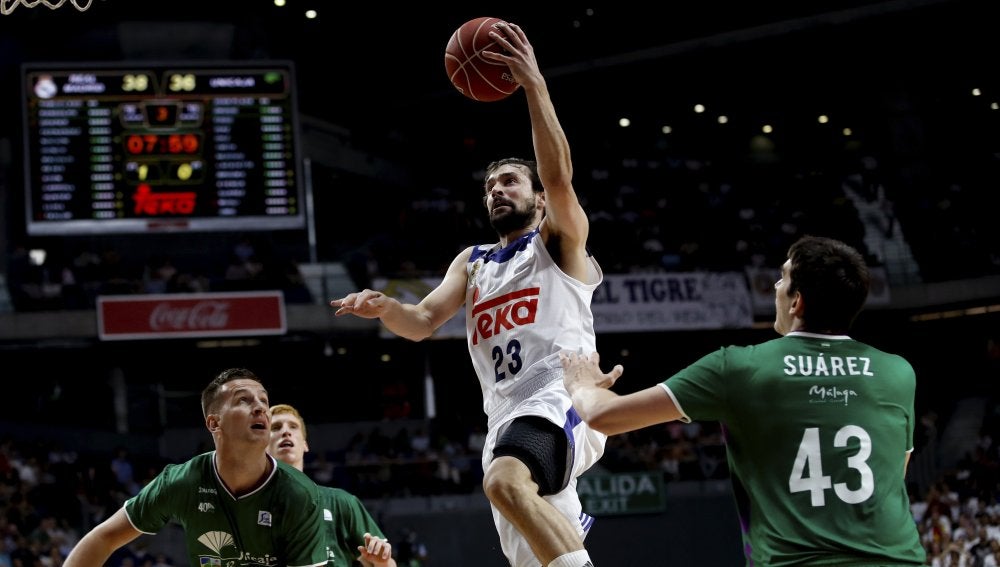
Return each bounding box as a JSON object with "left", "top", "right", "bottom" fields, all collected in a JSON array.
[{"left": 492, "top": 415, "right": 572, "bottom": 496}]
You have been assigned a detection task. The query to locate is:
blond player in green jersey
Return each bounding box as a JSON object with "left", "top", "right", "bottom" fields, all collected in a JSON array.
[
  {"left": 562, "top": 235, "right": 926, "bottom": 566},
  {"left": 268, "top": 404, "right": 395, "bottom": 567}
]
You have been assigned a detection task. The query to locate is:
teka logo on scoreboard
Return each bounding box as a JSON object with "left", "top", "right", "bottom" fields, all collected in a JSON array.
[
  {"left": 132, "top": 184, "right": 197, "bottom": 216},
  {"left": 470, "top": 287, "right": 539, "bottom": 345}
]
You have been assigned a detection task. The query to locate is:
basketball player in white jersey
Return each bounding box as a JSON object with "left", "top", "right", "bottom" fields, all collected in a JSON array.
[{"left": 331, "top": 21, "right": 603, "bottom": 567}]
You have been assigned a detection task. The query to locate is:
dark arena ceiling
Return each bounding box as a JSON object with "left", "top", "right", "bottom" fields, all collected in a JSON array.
[{"left": 1, "top": 0, "right": 997, "bottom": 157}]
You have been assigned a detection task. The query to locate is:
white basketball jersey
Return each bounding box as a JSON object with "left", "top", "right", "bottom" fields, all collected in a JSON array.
[{"left": 465, "top": 229, "right": 603, "bottom": 429}]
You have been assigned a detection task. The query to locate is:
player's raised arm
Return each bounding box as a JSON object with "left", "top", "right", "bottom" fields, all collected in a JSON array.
[{"left": 484, "top": 23, "right": 589, "bottom": 275}]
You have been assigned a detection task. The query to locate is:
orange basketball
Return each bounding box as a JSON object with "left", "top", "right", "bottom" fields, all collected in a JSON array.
[{"left": 444, "top": 17, "right": 520, "bottom": 102}]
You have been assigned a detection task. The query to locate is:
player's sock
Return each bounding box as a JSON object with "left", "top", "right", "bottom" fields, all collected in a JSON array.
[{"left": 547, "top": 550, "right": 593, "bottom": 567}]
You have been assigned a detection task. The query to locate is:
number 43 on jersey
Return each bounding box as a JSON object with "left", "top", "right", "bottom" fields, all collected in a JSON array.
[{"left": 789, "top": 426, "right": 874, "bottom": 506}]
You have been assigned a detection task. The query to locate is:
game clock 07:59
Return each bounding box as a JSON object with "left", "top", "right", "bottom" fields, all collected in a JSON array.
[{"left": 124, "top": 133, "right": 201, "bottom": 155}]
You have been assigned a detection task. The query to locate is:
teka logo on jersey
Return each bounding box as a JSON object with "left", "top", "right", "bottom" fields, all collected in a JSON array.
[{"left": 471, "top": 287, "right": 540, "bottom": 345}]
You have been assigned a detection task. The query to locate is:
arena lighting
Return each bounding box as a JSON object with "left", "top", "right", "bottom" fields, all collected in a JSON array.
[
  {"left": 28, "top": 249, "right": 46, "bottom": 266},
  {"left": 909, "top": 303, "right": 1000, "bottom": 322}
]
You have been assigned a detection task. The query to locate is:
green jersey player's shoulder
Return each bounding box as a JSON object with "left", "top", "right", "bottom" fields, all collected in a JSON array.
[
  {"left": 854, "top": 339, "right": 917, "bottom": 376},
  {"left": 322, "top": 486, "right": 362, "bottom": 505},
  {"left": 325, "top": 486, "right": 353, "bottom": 498},
  {"left": 158, "top": 451, "right": 214, "bottom": 481},
  {"left": 855, "top": 339, "right": 909, "bottom": 360},
  {"left": 712, "top": 338, "right": 777, "bottom": 357},
  {"left": 744, "top": 333, "right": 828, "bottom": 352},
  {"left": 133, "top": 451, "right": 215, "bottom": 501},
  {"left": 703, "top": 336, "right": 793, "bottom": 369},
  {"left": 274, "top": 458, "right": 322, "bottom": 494}
]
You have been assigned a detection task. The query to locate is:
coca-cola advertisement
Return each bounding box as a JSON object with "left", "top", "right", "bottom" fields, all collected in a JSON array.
[{"left": 97, "top": 291, "right": 286, "bottom": 340}]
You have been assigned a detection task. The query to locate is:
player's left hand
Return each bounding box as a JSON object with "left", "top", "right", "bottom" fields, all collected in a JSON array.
[
  {"left": 357, "top": 532, "right": 394, "bottom": 567},
  {"left": 560, "top": 351, "right": 623, "bottom": 395}
]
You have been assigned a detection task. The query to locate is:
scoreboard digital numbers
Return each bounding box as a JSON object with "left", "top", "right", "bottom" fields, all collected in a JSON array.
[{"left": 22, "top": 61, "right": 305, "bottom": 235}]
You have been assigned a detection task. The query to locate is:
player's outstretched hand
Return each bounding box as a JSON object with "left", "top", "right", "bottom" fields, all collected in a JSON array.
[
  {"left": 560, "top": 351, "right": 623, "bottom": 395},
  {"left": 330, "top": 289, "right": 392, "bottom": 319},
  {"left": 356, "top": 532, "right": 394, "bottom": 567}
]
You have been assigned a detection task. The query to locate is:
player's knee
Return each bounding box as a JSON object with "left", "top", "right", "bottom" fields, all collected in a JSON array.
[
  {"left": 482, "top": 463, "right": 509, "bottom": 501},
  {"left": 483, "top": 474, "right": 519, "bottom": 509},
  {"left": 483, "top": 460, "right": 532, "bottom": 508}
]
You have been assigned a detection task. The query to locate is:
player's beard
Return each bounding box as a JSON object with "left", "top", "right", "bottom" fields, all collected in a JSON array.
[{"left": 489, "top": 194, "right": 538, "bottom": 235}]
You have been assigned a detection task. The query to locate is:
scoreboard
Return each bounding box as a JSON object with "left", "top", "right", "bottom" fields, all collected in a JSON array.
[{"left": 21, "top": 61, "right": 305, "bottom": 235}]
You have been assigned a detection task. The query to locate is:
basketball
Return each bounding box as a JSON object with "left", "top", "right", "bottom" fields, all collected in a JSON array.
[{"left": 444, "top": 17, "right": 520, "bottom": 102}]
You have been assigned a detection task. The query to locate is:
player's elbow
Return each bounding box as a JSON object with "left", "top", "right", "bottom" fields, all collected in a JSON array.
[
  {"left": 399, "top": 330, "right": 431, "bottom": 342},
  {"left": 578, "top": 396, "right": 643, "bottom": 436},
  {"left": 541, "top": 174, "right": 573, "bottom": 197},
  {"left": 398, "top": 320, "right": 438, "bottom": 342},
  {"left": 382, "top": 307, "right": 439, "bottom": 342},
  {"left": 574, "top": 402, "right": 618, "bottom": 436}
]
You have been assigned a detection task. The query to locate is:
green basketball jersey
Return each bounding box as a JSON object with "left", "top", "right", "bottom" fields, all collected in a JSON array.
[
  {"left": 125, "top": 452, "right": 328, "bottom": 567},
  {"left": 664, "top": 332, "right": 925, "bottom": 566},
  {"left": 320, "top": 486, "right": 387, "bottom": 567}
]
